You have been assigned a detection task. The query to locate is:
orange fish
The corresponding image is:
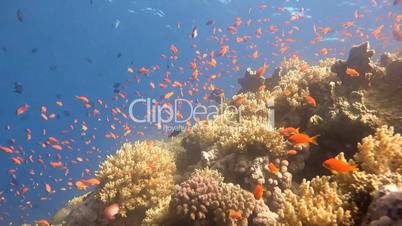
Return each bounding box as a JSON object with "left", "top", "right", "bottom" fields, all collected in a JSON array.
[
  {"left": 170, "top": 45, "right": 178, "bottom": 54},
  {"left": 266, "top": 163, "right": 279, "bottom": 174},
  {"left": 16, "top": 104, "right": 29, "bottom": 115},
  {"left": 11, "top": 157, "right": 23, "bottom": 165},
  {"left": 50, "top": 161, "right": 63, "bottom": 168},
  {"left": 219, "top": 45, "right": 229, "bottom": 56},
  {"left": 256, "top": 63, "right": 268, "bottom": 77},
  {"left": 0, "top": 146, "right": 14, "bottom": 154},
  {"left": 45, "top": 184, "right": 52, "bottom": 193},
  {"left": 251, "top": 50, "right": 259, "bottom": 59},
  {"left": 392, "top": 15, "right": 402, "bottom": 41},
  {"left": 287, "top": 149, "right": 298, "bottom": 155},
  {"left": 280, "top": 127, "right": 300, "bottom": 136},
  {"left": 254, "top": 184, "right": 264, "bottom": 200},
  {"left": 75, "top": 178, "right": 101, "bottom": 190},
  {"left": 346, "top": 68, "right": 360, "bottom": 77},
  {"left": 323, "top": 158, "right": 357, "bottom": 174},
  {"left": 372, "top": 24, "right": 384, "bottom": 39},
  {"left": 75, "top": 96, "right": 89, "bottom": 103},
  {"left": 35, "top": 220, "right": 50, "bottom": 226},
  {"left": 228, "top": 209, "right": 242, "bottom": 220},
  {"left": 138, "top": 67, "right": 150, "bottom": 75},
  {"left": 208, "top": 58, "right": 217, "bottom": 67},
  {"left": 288, "top": 133, "right": 320, "bottom": 145},
  {"left": 320, "top": 48, "right": 329, "bottom": 55},
  {"left": 304, "top": 95, "right": 317, "bottom": 107},
  {"left": 164, "top": 91, "right": 174, "bottom": 99},
  {"left": 127, "top": 67, "right": 134, "bottom": 73},
  {"left": 51, "top": 144, "right": 63, "bottom": 151}
]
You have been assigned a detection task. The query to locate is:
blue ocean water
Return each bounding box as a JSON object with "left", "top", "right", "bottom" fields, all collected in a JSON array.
[{"left": 0, "top": 0, "right": 400, "bottom": 224}]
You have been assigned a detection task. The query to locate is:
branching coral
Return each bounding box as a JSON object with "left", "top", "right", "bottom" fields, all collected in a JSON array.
[
  {"left": 141, "top": 196, "right": 172, "bottom": 226},
  {"left": 96, "top": 141, "right": 176, "bottom": 216},
  {"left": 354, "top": 125, "right": 402, "bottom": 175},
  {"left": 277, "top": 176, "right": 353, "bottom": 226}
]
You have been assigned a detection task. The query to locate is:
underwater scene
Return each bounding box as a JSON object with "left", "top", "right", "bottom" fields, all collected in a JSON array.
[{"left": 1, "top": 0, "right": 402, "bottom": 225}]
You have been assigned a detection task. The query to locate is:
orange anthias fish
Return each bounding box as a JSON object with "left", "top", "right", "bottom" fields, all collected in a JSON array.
[
  {"left": 164, "top": 91, "right": 174, "bottom": 99},
  {"left": 219, "top": 45, "right": 229, "bottom": 56},
  {"left": 35, "top": 219, "right": 50, "bottom": 226},
  {"left": 75, "top": 178, "right": 101, "bottom": 190},
  {"left": 323, "top": 158, "right": 357, "bottom": 174},
  {"left": 256, "top": 63, "right": 268, "bottom": 77},
  {"left": 266, "top": 163, "right": 279, "bottom": 174},
  {"left": 254, "top": 184, "right": 264, "bottom": 200},
  {"left": 288, "top": 133, "right": 320, "bottom": 145},
  {"left": 228, "top": 209, "right": 242, "bottom": 220},
  {"left": 280, "top": 127, "right": 300, "bottom": 136},
  {"left": 0, "top": 146, "right": 14, "bottom": 154},
  {"left": 304, "top": 95, "right": 317, "bottom": 107},
  {"left": 75, "top": 96, "right": 89, "bottom": 103},
  {"left": 346, "top": 68, "right": 360, "bottom": 77},
  {"left": 138, "top": 67, "right": 150, "bottom": 75},
  {"left": 16, "top": 104, "right": 29, "bottom": 115}
]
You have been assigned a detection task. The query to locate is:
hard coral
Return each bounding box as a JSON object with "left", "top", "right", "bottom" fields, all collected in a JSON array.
[
  {"left": 277, "top": 176, "right": 353, "bottom": 226},
  {"left": 354, "top": 125, "right": 402, "bottom": 175},
  {"left": 170, "top": 168, "right": 260, "bottom": 226},
  {"left": 96, "top": 141, "right": 176, "bottom": 216}
]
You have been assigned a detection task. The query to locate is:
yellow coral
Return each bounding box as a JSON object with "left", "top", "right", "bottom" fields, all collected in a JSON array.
[
  {"left": 96, "top": 141, "right": 176, "bottom": 216},
  {"left": 184, "top": 91, "right": 286, "bottom": 157},
  {"left": 277, "top": 176, "right": 353, "bottom": 226},
  {"left": 354, "top": 125, "right": 402, "bottom": 175},
  {"left": 66, "top": 192, "right": 90, "bottom": 208},
  {"left": 141, "top": 196, "right": 171, "bottom": 226}
]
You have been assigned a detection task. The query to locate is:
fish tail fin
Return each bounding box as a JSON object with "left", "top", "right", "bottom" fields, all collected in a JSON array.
[
  {"left": 295, "top": 128, "right": 300, "bottom": 134},
  {"left": 310, "top": 135, "right": 320, "bottom": 145}
]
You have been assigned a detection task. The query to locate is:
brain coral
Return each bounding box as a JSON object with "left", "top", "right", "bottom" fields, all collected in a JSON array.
[
  {"left": 354, "top": 125, "right": 402, "bottom": 175},
  {"left": 96, "top": 141, "right": 176, "bottom": 216},
  {"left": 170, "top": 168, "right": 259, "bottom": 226}
]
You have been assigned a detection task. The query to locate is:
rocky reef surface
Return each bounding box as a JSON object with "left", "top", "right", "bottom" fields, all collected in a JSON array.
[{"left": 41, "top": 43, "right": 402, "bottom": 226}]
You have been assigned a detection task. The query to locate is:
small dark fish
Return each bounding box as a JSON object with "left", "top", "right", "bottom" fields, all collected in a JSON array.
[
  {"left": 113, "top": 83, "right": 121, "bottom": 88},
  {"left": 90, "top": 0, "right": 93, "bottom": 5},
  {"left": 209, "top": 88, "right": 224, "bottom": 103},
  {"left": 56, "top": 94, "right": 63, "bottom": 99},
  {"left": 49, "top": 65, "right": 58, "bottom": 71},
  {"left": 14, "top": 82, "right": 23, "bottom": 94},
  {"left": 113, "top": 89, "right": 120, "bottom": 94},
  {"left": 16, "top": 9, "right": 24, "bottom": 22},
  {"left": 191, "top": 26, "right": 198, "bottom": 38},
  {"left": 31, "top": 48, "right": 38, "bottom": 53},
  {"left": 206, "top": 20, "right": 214, "bottom": 26},
  {"left": 62, "top": 110, "right": 70, "bottom": 117},
  {"left": 168, "top": 129, "right": 182, "bottom": 137},
  {"left": 1, "top": 47, "right": 7, "bottom": 52},
  {"left": 85, "top": 57, "right": 93, "bottom": 64},
  {"left": 116, "top": 52, "right": 122, "bottom": 58}
]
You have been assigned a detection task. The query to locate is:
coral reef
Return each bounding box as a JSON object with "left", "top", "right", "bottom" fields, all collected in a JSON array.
[{"left": 53, "top": 44, "right": 402, "bottom": 226}]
